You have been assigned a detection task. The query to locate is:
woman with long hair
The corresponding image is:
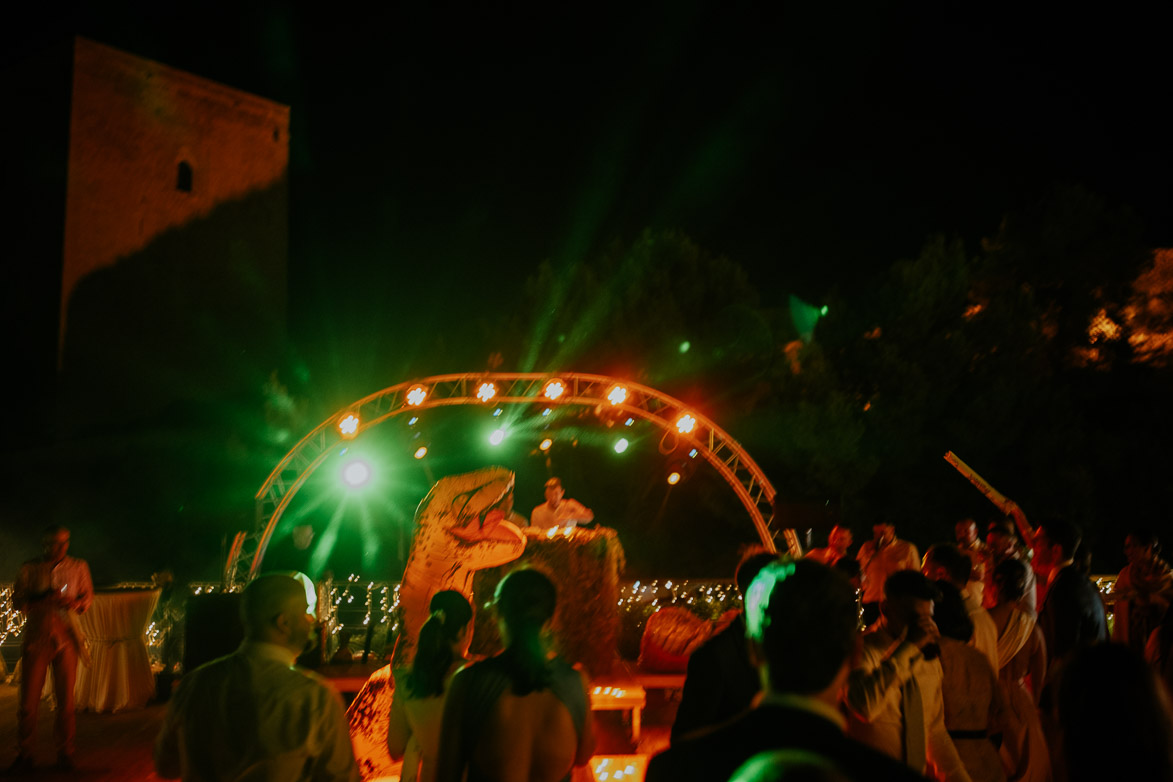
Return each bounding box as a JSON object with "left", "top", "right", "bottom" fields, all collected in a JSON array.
[
  {"left": 436, "top": 568, "right": 595, "bottom": 782},
  {"left": 988, "top": 558, "right": 1051, "bottom": 782},
  {"left": 388, "top": 590, "right": 474, "bottom": 782}
]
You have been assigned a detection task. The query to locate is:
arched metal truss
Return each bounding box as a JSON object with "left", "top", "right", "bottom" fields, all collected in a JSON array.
[{"left": 228, "top": 372, "right": 802, "bottom": 587}]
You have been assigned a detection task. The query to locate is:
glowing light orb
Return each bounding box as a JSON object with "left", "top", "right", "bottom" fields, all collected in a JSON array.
[
  {"left": 342, "top": 460, "right": 371, "bottom": 488},
  {"left": 614, "top": 438, "right": 629, "bottom": 454},
  {"left": 607, "top": 385, "right": 628, "bottom": 405},
  {"left": 820, "top": 305, "right": 829, "bottom": 316},
  {"left": 414, "top": 446, "right": 428, "bottom": 459},
  {"left": 489, "top": 429, "right": 506, "bottom": 446},
  {"left": 476, "top": 382, "right": 497, "bottom": 402},
  {"left": 675, "top": 413, "right": 697, "bottom": 435},
  {"left": 338, "top": 414, "right": 359, "bottom": 437},
  {"left": 543, "top": 379, "right": 566, "bottom": 401},
  {"left": 679, "top": 341, "right": 691, "bottom": 353},
  {"left": 539, "top": 438, "right": 553, "bottom": 451},
  {"left": 667, "top": 471, "right": 682, "bottom": 485},
  {"left": 406, "top": 385, "right": 428, "bottom": 406}
]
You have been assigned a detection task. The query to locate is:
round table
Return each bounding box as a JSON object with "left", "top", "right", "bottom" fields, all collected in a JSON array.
[{"left": 74, "top": 587, "right": 160, "bottom": 712}]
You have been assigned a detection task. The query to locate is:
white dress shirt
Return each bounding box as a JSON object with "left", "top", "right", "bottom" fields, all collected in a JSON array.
[{"left": 845, "top": 624, "right": 973, "bottom": 782}]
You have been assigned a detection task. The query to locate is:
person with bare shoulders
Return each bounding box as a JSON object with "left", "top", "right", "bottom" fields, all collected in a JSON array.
[
  {"left": 388, "top": 591, "right": 474, "bottom": 782},
  {"left": 987, "top": 559, "right": 1050, "bottom": 782},
  {"left": 436, "top": 569, "right": 594, "bottom": 782}
]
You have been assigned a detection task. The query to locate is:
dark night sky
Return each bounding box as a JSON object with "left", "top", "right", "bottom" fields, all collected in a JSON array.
[
  {"left": 11, "top": 2, "right": 1172, "bottom": 389},
  {"left": 4, "top": 3, "right": 1172, "bottom": 582}
]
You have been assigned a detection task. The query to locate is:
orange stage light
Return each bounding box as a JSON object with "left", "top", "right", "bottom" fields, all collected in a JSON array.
[
  {"left": 338, "top": 413, "right": 360, "bottom": 438},
  {"left": 543, "top": 379, "right": 566, "bottom": 401},
  {"left": 539, "top": 438, "right": 553, "bottom": 451},
  {"left": 406, "top": 385, "right": 428, "bottom": 406},
  {"left": 414, "top": 446, "right": 428, "bottom": 459},
  {"left": 667, "top": 471, "right": 682, "bottom": 485}
]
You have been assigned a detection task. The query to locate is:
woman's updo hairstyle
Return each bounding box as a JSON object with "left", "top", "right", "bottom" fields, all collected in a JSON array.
[{"left": 405, "top": 590, "right": 473, "bottom": 698}]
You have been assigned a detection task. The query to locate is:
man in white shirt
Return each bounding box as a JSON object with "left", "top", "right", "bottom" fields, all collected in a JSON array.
[
  {"left": 856, "top": 522, "right": 920, "bottom": 626},
  {"left": 530, "top": 477, "right": 594, "bottom": 530},
  {"left": 845, "top": 570, "right": 972, "bottom": 781},
  {"left": 155, "top": 573, "right": 359, "bottom": 782},
  {"left": 10, "top": 526, "right": 92, "bottom": 773}
]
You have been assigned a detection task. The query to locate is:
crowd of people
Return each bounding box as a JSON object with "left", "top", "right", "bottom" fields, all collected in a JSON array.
[
  {"left": 11, "top": 512, "right": 1173, "bottom": 781},
  {"left": 660, "top": 516, "right": 1173, "bottom": 781}
]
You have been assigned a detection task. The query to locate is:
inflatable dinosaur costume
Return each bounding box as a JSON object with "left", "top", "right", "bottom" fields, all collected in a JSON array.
[{"left": 347, "top": 466, "right": 527, "bottom": 780}]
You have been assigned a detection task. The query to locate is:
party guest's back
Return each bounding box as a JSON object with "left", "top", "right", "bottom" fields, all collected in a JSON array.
[{"left": 154, "top": 573, "right": 359, "bottom": 782}]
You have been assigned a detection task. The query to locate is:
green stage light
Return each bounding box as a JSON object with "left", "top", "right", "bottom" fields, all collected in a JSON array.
[
  {"left": 341, "top": 459, "right": 371, "bottom": 489},
  {"left": 679, "top": 341, "right": 691, "bottom": 353},
  {"left": 489, "top": 428, "right": 507, "bottom": 446},
  {"left": 614, "top": 438, "right": 629, "bottom": 454}
]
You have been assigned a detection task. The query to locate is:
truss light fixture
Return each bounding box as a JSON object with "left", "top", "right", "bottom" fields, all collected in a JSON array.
[
  {"left": 476, "top": 381, "right": 497, "bottom": 403},
  {"left": 542, "top": 379, "right": 566, "bottom": 401},
  {"left": 676, "top": 413, "right": 697, "bottom": 435},
  {"left": 539, "top": 438, "right": 553, "bottom": 452},
  {"left": 338, "top": 413, "right": 360, "bottom": 438},
  {"left": 606, "top": 385, "right": 628, "bottom": 406},
  {"left": 406, "top": 385, "right": 428, "bottom": 406}
]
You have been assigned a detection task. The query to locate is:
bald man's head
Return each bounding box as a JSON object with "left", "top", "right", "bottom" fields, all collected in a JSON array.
[{"left": 241, "top": 573, "right": 315, "bottom": 653}]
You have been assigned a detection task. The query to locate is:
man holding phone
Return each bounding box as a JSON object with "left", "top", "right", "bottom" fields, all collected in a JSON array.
[{"left": 9, "top": 525, "right": 92, "bottom": 773}]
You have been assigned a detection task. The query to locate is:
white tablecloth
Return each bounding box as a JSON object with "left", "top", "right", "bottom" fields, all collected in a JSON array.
[{"left": 75, "top": 588, "right": 160, "bottom": 712}]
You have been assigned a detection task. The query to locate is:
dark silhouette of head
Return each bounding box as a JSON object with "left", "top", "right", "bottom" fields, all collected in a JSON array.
[
  {"left": 992, "top": 558, "right": 1029, "bottom": 603},
  {"left": 1035, "top": 518, "right": 1082, "bottom": 571},
  {"left": 923, "top": 543, "right": 972, "bottom": 588},
  {"left": 494, "top": 568, "right": 558, "bottom": 694},
  {"left": 735, "top": 548, "right": 781, "bottom": 598},
  {"left": 745, "top": 559, "right": 858, "bottom": 696},
  {"left": 932, "top": 580, "right": 974, "bottom": 643}
]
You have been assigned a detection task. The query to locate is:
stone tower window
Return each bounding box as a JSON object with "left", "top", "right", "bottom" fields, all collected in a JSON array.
[{"left": 177, "top": 161, "right": 193, "bottom": 192}]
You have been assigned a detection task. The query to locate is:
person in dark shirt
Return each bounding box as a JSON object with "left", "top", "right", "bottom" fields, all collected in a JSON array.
[
  {"left": 1034, "top": 519, "right": 1107, "bottom": 666},
  {"left": 670, "top": 548, "right": 779, "bottom": 742},
  {"left": 647, "top": 559, "right": 926, "bottom": 782}
]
